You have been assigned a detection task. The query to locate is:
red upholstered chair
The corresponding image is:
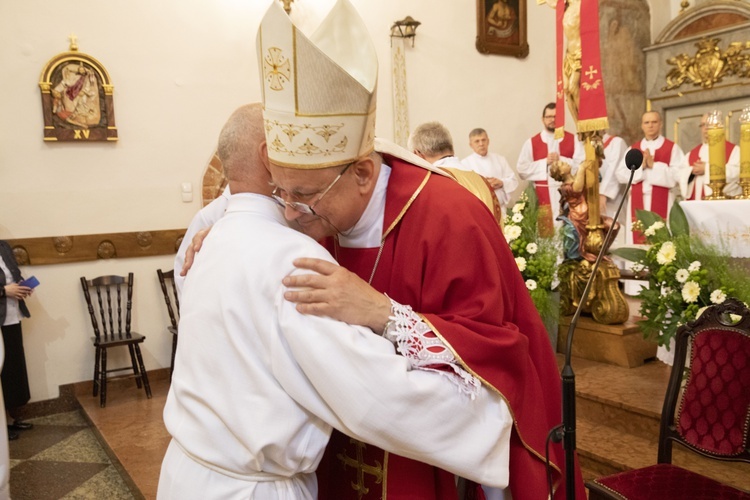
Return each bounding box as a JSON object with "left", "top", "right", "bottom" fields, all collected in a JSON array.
[
  {"left": 156, "top": 268, "right": 179, "bottom": 378},
  {"left": 80, "top": 273, "right": 152, "bottom": 408},
  {"left": 587, "top": 298, "right": 750, "bottom": 499}
]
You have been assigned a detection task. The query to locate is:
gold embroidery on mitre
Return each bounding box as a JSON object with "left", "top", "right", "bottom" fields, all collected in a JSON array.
[
  {"left": 266, "top": 120, "right": 350, "bottom": 157},
  {"left": 298, "top": 138, "right": 322, "bottom": 156},
  {"left": 315, "top": 124, "right": 343, "bottom": 142},
  {"left": 262, "top": 47, "right": 291, "bottom": 91}
]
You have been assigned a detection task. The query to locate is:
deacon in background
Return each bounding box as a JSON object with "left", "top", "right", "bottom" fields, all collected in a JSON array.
[
  {"left": 460, "top": 127, "right": 518, "bottom": 214},
  {"left": 615, "top": 110, "right": 688, "bottom": 244},
  {"left": 684, "top": 113, "right": 741, "bottom": 200},
  {"left": 517, "top": 102, "right": 584, "bottom": 229},
  {"left": 259, "top": 0, "right": 583, "bottom": 498}
]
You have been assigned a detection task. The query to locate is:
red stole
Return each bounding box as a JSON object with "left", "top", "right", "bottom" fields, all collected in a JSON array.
[
  {"left": 319, "top": 157, "right": 584, "bottom": 500},
  {"left": 630, "top": 139, "right": 674, "bottom": 243},
  {"left": 530, "top": 132, "right": 575, "bottom": 236},
  {"left": 686, "top": 142, "right": 735, "bottom": 200}
]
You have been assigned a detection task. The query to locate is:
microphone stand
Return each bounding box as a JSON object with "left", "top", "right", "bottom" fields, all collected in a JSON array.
[{"left": 558, "top": 165, "right": 639, "bottom": 499}]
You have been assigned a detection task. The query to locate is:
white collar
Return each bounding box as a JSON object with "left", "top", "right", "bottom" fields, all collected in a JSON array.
[
  {"left": 337, "top": 164, "right": 390, "bottom": 248},
  {"left": 225, "top": 193, "right": 288, "bottom": 227}
]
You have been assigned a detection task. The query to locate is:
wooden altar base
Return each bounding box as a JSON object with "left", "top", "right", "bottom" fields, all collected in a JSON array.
[{"left": 557, "top": 315, "right": 657, "bottom": 368}]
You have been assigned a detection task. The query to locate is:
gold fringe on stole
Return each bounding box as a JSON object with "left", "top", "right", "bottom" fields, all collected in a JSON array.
[
  {"left": 576, "top": 117, "right": 610, "bottom": 133},
  {"left": 554, "top": 126, "right": 565, "bottom": 140}
]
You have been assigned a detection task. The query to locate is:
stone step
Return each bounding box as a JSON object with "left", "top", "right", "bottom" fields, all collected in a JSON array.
[
  {"left": 578, "top": 417, "right": 750, "bottom": 493},
  {"left": 571, "top": 354, "right": 670, "bottom": 442}
]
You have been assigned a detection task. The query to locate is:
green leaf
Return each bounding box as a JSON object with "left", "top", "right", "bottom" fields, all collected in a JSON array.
[
  {"left": 636, "top": 209, "right": 663, "bottom": 229},
  {"left": 610, "top": 247, "right": 647, "bottom": 262},
  {"left": 668, "top": 200, "right": 690, "bottom": 237}
]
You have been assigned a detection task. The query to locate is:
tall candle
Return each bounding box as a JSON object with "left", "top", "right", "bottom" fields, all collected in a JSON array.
[
  {"left": 740, "top": 106, "right": 750, "bottom": 199},
  {"left": 706, "top": 110, "right": 726, "bottom": 200}
]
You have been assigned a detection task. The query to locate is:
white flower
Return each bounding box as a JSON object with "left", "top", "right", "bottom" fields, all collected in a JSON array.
[
  {"left": 644, "top": 221, "right": 665, "bottom": 237},
  {"left": 682, "top": 281, "right": 700, "bottom": 303},
  {"left": 526, "top": 242, "right": 538, "bottom": 254},
  {"left": 504, "top": 225, "right": 522, "bottom": 242},
  {"left": 710, "top": 289, "right": 726, "bottom": 304},
  {"left": 512, "top": 213, "right": 524, "bottom": 223},
  {"left": 630, "top": 262, "right": 645, "bottom": 273},
  {"left": 515, "top": 257, "right": 527, "bottom": 272},
  {"left": 512, "top": 202, "right": 525, "bottom": 214},
  {"left": 675, "top": 269, "right": 689, "bottom": 283},
  {"left": 660, "top": 285, "right": 672, "bottom": 297},
  {"left": 656, "top": 242, "right": 677, "bottom": 265},
  {"left": 688, "top": 261, "right": 701, "bottom": 272},
  {"left": 525, "top": 279, "right": 537, "bottom": 291}
]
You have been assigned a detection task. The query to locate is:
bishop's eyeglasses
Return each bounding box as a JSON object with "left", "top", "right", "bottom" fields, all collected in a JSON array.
[{"left": 271, "top": 161, "right": 353, "bottom": 216}]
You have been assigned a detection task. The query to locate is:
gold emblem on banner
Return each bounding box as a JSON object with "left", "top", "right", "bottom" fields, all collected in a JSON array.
[{"left": 662, "top": 38, "right": 750, "bottom": 91}]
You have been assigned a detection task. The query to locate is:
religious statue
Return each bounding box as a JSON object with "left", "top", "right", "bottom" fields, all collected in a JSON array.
[
  {"left": 562, "top": 0, "right": 581, "bottom": 122},
  {"left": 550, "top": 158, "right": 620, "bottom": 263}
]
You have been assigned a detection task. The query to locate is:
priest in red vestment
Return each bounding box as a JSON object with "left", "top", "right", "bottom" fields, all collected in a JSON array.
[
  {"left": 257, "top": 1, "right": 585, "bottom": 498},
  {"left": 615, "top": 111, "right": 688, "bottom": 245}
]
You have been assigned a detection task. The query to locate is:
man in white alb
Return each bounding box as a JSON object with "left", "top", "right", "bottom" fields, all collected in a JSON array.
[
  {"left": 615, "top": 110, "right": 688, "bottom": 245},
  {"left": 461, "top": 128, "right": 518, "bottom": 213},
  {"left": 516, "top": 102, "right": 584, "bottom": 230}
]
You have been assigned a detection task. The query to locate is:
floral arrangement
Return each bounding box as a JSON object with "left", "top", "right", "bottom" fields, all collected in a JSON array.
[
  {"left": 612, "top": 202, "right": 750, "bottom": 348},
  {"left": 503, "top": 188, "right": 561, "bottom": 324}
]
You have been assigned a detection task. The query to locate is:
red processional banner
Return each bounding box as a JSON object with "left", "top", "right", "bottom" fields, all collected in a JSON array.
[
  {"left": 555, "top": 0, "right": 565, "bottom": 140},
  {"left": 577, "top": 0, "right": 608, "bottom": 132}
]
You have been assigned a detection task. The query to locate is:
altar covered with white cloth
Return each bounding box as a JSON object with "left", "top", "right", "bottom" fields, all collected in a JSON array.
[{"left": 679, "top": 200, "right": 750, "bottom": 258}]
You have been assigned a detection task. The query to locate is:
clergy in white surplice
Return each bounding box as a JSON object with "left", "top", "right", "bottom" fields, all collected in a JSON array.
[
  {"left": 516, "top": 102, "right": 584, "bottom": 229},
  {"left": 615, "top": 111, "right": 688, "bottom": 246},
  {"left": 460, "top": 128, "right": 518, "bottom": 213}
]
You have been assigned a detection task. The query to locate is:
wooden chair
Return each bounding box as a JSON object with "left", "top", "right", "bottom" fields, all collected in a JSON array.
[
  {"left": 80, "top": 273, "right": 152, "bottom": 408},
  {"left": 156, "top": 268, "right": 179, "bottom": 378},
  {"left": 586, "top": 298, "right": 750, "bottom": 499}
]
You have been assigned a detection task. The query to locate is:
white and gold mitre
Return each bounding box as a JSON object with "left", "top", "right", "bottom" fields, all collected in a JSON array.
[{"left": 256, "top": 0, "right": 378, "bottom": 169}]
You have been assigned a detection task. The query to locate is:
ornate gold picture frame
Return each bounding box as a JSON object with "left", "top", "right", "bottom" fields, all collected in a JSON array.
[
  {"left": 475, "top": 0, "right": 529, "bottom": 58},
  {"left": 39, "top": 37, "right": 117, "bottom": 142}
]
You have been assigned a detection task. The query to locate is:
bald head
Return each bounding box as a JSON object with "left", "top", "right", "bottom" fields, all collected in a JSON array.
[{"left": 217, "top": 103, "right": 270, "bottom": 194}]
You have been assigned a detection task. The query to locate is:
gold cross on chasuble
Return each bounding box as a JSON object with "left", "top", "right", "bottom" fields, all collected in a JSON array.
[{"left": 337, "top": 438, "right": 384, "bottom": 499}]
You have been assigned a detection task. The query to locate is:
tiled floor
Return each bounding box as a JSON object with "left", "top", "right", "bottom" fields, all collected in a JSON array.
[{"left": 8, "top": 411, "right": 133, "bottom": 499}]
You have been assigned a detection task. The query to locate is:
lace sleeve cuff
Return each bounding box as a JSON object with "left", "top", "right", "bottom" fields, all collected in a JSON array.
[{"left": 383, "top": 296, "right": 480, "bottom": 399}]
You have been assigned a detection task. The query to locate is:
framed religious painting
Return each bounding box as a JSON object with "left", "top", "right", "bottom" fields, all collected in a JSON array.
[
  {"left": 475, "top": 0, "right": 529, "bottom": 58},
  {"left": 38, "top": 36, "right": 118, "bottom": 142}
]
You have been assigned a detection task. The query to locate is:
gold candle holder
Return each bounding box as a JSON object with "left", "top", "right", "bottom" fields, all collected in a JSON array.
[
  {"left": 706, "top": 110, "right": 726, "bottom": 200},
  {"left": 740, "top": 105, "right": 750, "bottom": 199}
]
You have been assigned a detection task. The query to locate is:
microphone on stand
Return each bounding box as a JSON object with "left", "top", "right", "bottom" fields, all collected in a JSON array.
[{"left": 556, "top": 147, "right": 643, "bottom": 499}]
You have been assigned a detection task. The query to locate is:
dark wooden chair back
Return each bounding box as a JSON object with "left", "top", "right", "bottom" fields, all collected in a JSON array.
[
  {"left": 79, "top": 272, "right": 151, "bottom": 407},
  {"left": 659, "top": 297, "right": 750, "bottom": 464},
  {"left": 157, "top": 269, "right": 179, "bottom": 329},
  {"left": 81, "top": 273, "right": 134, "bottom": 342},
  {"left": 587, "top": 298, "right": 750, "bottom": 499}
]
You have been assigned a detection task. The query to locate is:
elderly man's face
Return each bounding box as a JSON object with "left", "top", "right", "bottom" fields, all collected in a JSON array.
[
  {"left": 268, "top": 161, "right": 364, "bottom": 242},
  {"left": 469, "top": 133, "right": 490, "bottom": 157}
]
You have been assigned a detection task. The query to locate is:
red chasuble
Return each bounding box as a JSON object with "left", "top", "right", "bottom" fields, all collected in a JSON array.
[{"left": 316, "top": 156, "right": 585, "bottom": 500}]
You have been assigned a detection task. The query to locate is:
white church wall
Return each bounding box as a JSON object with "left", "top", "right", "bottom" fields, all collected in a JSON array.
[{"left": 2, "top": 0, "right": 675, "bottom": 403}]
